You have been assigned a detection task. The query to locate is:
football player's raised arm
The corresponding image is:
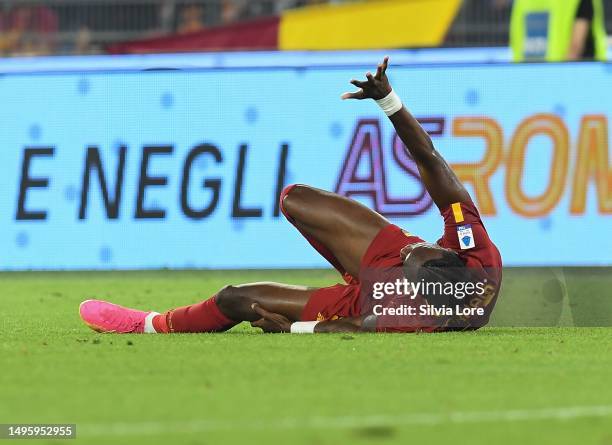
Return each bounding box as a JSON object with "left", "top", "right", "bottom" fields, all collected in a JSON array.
[
  {"left": 342, "top": 57, "right": 471, "bottom": 210},
  {"left": 388, "top": 107, "right": 470, "bottom": 210}
]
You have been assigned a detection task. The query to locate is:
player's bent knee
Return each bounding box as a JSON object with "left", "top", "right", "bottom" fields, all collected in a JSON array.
[
  {"left": 280, "top": 183, "right": 315, "bottom": 220},
  {"left": 279, "top": 184, "right": 298, "bottom": 219},
  {"left": 215, "top": 285, "right": 255, "bottom": 319},
  {"left": 215, "top": 285, "right": 240, "bottom": 312}
]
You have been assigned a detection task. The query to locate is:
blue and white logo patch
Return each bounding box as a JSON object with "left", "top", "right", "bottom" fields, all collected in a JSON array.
[{"left": 457, "top": 224, "right": 475, "bottom": 250}]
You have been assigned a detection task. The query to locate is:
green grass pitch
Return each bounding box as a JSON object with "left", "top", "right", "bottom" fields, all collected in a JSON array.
[{"left": 1, "top": 269, "right": 611, "bottom": 445}]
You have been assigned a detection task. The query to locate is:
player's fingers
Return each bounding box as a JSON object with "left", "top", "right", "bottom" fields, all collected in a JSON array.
[
  {"left": 341, "top": 90, "right": 365, "bottom": 100},
  {"left": 366, "top": 72, "right": 375, "bottom": 83},
  {"left": 250, "top": 319, "right": 279, "bottom": 333},
  {"left": 251, "top": 303, "right": 280, "bottom": 321},
  {"left": 251, "top": 303, "right": 269, "bottom": 318},
  {"left": 381, "top": 56, "right": 389, "bottom": 74},
  {"left": 375, "top": 64, "right": 383, "bottom": 80},
  {"left": 350, "top": 79, "right": 367, "bottom": 88},
  {"left": 250, "top": 318, "right": 264, "bottom": 327}
]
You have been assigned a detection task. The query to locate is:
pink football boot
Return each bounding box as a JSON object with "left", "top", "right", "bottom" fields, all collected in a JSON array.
[{"left": 79, "top": 300, "right": 158, "bottom": 333}]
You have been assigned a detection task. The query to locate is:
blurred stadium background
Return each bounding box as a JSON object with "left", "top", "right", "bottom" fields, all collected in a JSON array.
[
  {"left": 0, "top": 0, "right": 610, "bottom": 55},
  {"left": 1, "top": 1, "right": 611, "bottom": 444},
  {"left": 1, "top": 0, "right": 514, "bottom": 54}
]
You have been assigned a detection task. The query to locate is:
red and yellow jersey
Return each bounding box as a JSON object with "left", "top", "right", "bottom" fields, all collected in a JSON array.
[
  {"left": 377, "top": 200, "right": 502, "bottom": 332},
  {"left": 300, "top": 200, "right": 502, "bottom": 333}
]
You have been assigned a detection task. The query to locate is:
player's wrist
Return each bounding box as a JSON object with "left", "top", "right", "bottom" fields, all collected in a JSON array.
[
  {"left": 290, "top": 321, "right": 320, "bottom": 334},
  {"left": 375, "top": 89, "right": 403, "bottom": 116}
]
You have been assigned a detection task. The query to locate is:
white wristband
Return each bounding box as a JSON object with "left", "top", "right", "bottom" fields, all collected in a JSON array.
[
  {"left": 290, "top": 321, "right": 320, "bottom": 334},
  {"left": 375, "top": 90, "right": 403, "bottom": 116}
]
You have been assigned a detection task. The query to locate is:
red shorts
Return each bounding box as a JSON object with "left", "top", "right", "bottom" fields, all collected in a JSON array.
[{"left": 300, "top": 225, "right": 423, "bottom": 321}]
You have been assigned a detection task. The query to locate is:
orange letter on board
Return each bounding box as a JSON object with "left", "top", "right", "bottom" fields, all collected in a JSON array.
[
  {"left": 506, "top": 114, "right": 569, "bottom": 217},
  {"left": 451, "top": 117, "right": 503, "bottom": 215},
  {"left": 570, "top": 115, "right": 612, "bottom": 214}
]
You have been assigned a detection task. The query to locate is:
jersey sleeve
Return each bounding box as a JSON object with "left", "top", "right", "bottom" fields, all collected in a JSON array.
[{"left": 437, "top": 200, "right": 500, "bottom": 269}]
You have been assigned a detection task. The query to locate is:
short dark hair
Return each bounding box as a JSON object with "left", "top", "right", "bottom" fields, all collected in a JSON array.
[
  {"left": 422, "top": 250, "right": 465, "bottom": 269},
  {"left": 416, "top": 251, "right": 467, "bottom": 306}
]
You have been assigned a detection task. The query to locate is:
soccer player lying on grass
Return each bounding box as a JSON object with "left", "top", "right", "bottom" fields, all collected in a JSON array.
[{"left": 79, "top": 57, "right": 502, "bottom": 334}]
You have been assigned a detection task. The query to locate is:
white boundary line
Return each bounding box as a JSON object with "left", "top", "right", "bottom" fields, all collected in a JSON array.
[{"left": 80, "top": 405, "right": 612, "bottom": 436}]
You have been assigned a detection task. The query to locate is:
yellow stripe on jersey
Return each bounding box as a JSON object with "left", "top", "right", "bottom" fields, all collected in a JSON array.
[{"left": 451, "top": 202, "right": 464, "bottom": 223}]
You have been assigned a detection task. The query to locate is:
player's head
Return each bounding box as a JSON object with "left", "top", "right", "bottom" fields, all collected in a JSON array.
[
  {"left": 400, "top": 242, "right": 462, "bottom": 269},
  {"left": 401, "top": 242, "right": 467, "bottom": 304}
]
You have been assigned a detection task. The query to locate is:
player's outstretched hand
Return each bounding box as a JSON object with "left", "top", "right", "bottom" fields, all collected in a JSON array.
[
  {"left": 251, "top": 303, "right": 292, "bottom": 333},
  {"left": 341, "top": 56, "right": 392, "bottom": 101}
]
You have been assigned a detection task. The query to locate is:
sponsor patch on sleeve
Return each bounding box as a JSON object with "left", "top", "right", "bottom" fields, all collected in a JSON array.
[{"left": 457, "top": 224, "right": 475, "bottom": 250}]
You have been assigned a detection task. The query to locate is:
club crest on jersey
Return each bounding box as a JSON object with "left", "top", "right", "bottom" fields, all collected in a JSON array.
[{"left": 457, "top": 224, "right": 475, "bottom": 250}]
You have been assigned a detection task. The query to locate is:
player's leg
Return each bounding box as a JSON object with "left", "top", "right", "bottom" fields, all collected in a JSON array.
[
  {"left": 79, "top": 184, "right": 389, "bottom": 334},
  {"left": 79, "top": 282, "right": 316, "bottom": 334},
  {"left": 280, "top": 184, "right": 389, "bottom": 278},
  {"left": 207, "top": 282, "right": 314, "bottom": 323}
]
